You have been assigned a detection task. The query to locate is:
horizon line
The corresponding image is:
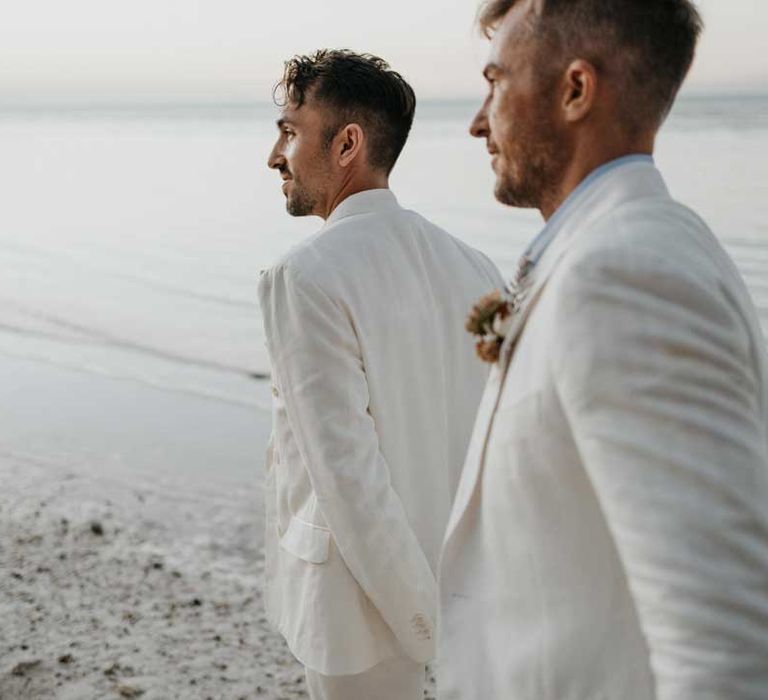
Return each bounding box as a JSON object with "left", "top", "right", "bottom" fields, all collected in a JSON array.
[{"left": 1, "top": 90, "right": 767, "bottom": 113}]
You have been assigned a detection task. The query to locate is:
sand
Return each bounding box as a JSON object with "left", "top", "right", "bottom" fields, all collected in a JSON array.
[
  {"left": 0, "top": 451, "right": 438, "bottom": 700},
  {"left": 0, "top": 449, "right": 308, "bottom": 700}
]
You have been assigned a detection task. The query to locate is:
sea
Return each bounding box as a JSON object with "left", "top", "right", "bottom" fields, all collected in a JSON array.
[{"left": 1, "top": 95, "right": 766, "bottom": 483}]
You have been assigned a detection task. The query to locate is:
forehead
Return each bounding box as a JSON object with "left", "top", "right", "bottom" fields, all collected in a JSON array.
[
  {"left": 277, "top": 95, "right": 330, "bottom": 127},
  {"left": 487, "top": 0, "right": 540, "bottom": 65}
]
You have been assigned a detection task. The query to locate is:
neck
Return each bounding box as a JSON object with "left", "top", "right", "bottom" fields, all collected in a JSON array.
[
  {"left": 321, "top": 170, "right": 389, "bottom": 220},
  {"left": 540, "top": 134, "right": 655, "bottom": 220}
]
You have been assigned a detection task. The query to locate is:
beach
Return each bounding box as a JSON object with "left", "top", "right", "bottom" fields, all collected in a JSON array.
[
  {"left": 0, "top": 412, "right": 437, "bottom": 700},
  {"left": 0, "top": 345, "right": 434, "bottom": 699},
  {"left": 0, "top": 367, "right": 315, "bottom": 700},
  {"left": 0, "top": 447, "right": 304, "bottom": 700},
  {"left": 1, "top": 95, "right": 766, "bottom": 699}
]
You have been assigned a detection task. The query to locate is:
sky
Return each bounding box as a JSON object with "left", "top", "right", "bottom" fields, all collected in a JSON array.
[{"left": 0, "top": 0, "right": 765, "bottom": 105}]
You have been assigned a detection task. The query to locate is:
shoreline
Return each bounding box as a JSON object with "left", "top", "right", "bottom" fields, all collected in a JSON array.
[{"left": 0, "top": 350, "right": 438, "bottom": 698}]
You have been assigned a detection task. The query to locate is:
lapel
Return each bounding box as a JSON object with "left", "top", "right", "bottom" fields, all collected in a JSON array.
[
  {"left": 441, "top": 242, "right": 568, "bottom": 545},
  {"left": 442, "top": 161, "right": 670, "bottom": 547}
]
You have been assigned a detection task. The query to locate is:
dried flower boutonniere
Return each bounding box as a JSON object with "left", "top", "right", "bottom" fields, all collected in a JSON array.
[{"left": 465, "top": 289, "right": 513, "bottom": 363}]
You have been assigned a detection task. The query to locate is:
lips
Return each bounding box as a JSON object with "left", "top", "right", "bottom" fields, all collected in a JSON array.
[{"left": 487, "top": 143, "right": 499, "bottom": 169}]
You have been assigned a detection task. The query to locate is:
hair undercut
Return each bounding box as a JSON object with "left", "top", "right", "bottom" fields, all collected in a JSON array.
[
  {"left": 478, "top": 0, "right": 703, "bottom": 131},
  {"left": 274, "top": 49, "right": 416, "bottom": 175}
]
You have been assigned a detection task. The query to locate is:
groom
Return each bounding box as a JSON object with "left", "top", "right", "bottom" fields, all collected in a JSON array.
[
  {"left": 439, "top": 0, "right": 768, "bottom": 698},
  {"left": 258, "top": 50, "right": 501, "bottom": 699}
]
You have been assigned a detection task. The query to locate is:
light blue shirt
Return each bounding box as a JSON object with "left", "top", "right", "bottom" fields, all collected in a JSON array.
[{"left": 523, "top": 154, "right": 655, "bottom": 268}]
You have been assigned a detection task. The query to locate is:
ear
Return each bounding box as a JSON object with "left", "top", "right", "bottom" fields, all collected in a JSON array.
[
  {"left": 335, "top": 123, "right": 365, "bottom": 168},
  {"left": 561, "top": 59, "right": 598, "bottom": 123}
]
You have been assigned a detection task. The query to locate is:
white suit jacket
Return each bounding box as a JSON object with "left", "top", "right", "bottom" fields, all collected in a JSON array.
[
  {"left": 258, "top": 189, "right": 502, "bottom": 675},
  {"left": 438, "top": 160, "right": 768, "bottom": 699}
]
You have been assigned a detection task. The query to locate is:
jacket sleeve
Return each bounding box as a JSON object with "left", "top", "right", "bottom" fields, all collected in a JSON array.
[
  {"left": 551, "top": 244, "right": 768, "bottom": 698},
  {"left": 257, "top": 262, "right": 437, "bottom": 662}
]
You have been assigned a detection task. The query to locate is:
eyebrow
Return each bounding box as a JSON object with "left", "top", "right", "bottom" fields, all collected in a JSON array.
[{"left": 276, "top": 117, "right": 295, "bottom": 129}]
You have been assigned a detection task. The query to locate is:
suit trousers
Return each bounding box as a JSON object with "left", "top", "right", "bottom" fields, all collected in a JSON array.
[{"left": 304, "top": 654, "right": 425, "bottom": 700}]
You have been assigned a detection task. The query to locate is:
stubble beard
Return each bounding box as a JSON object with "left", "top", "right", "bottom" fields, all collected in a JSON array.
[
  {"left": 495, "top": 132, "right": 565, "bottom": 211},
  {"left": 285, "top": 181, "right": 319, "bottom": 217},
  {"left": 495, "top": 166, "right": 543, "bottom": 209},
  {"left": 494, "top": 94, "right": 567, "bottom": 211}
]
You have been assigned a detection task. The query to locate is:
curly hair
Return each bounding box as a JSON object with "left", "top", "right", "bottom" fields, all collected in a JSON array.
[{"left": 274, "top": 49, "right": 416, "bottom": 174}]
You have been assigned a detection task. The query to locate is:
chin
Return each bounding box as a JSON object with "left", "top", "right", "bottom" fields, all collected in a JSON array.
[
  {"left": 495, "top": 178, "right": 536, "bottom": 210},
  {"left": 494, "top": 177, "right": 515, "bottom": 205},
  {"left": 286, "top": 198, "right": 314, "bottom": 218}
]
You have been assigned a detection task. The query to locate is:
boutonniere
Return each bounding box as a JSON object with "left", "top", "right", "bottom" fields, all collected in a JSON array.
[{"left": 465, "top": 289, "right": 513, "bottom": 363}]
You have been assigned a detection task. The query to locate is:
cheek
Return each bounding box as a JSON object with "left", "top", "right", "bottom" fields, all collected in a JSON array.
[
  {"left": 283, "top": 133, "right": 309, "bottom": 161},
  {"left": 490, "top": 90, "right": 514, "bottom": 130},
  {"left": 493, "top": 98, "right": 530, "bottom": 155},
  {"left": 286, "top": 139, "right": 317, "bottom": 171},
  {"left": 284, "top": 140, "right": 298, "bottom": 160},
  {"left": 489, "top": 103, "right": 513, "bottom": 150}
]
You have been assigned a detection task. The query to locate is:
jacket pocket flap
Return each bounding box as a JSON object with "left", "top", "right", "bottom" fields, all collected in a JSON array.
[{"left": 280, "top": 516, "right": 331, "bottom": 564}]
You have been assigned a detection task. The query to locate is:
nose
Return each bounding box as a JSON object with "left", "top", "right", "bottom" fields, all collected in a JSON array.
[
  {"left": 469, "top": 98, "right": 490, "bottom": 139},
  {"left": 267, "top": 141, "right": 285, "bottom": 171}
]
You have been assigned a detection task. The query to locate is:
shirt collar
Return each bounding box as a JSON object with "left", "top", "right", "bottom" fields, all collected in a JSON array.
[
  {"left": 525, "top": 154, "right": 655, "bottom": 265},
  {"left": 324, "top": 188, "right": 400, "bottom": 227}
]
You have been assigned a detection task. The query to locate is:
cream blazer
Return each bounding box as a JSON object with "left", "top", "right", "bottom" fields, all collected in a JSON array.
[
  {"left": 438, "top": 161, "right": 768, "bottom": 699},
  {"left": 258, "top": 189, "right": 502, "bottom": 675}
]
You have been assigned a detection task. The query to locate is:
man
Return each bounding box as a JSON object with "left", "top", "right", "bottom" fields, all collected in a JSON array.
[
  {"left": 439, "top": 1, "right": 768, "bottom": 698},
  {"left": 258, "top": 50, "right": 502, "bottom": 699}
]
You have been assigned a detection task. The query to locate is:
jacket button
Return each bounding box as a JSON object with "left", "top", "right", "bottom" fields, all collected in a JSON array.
[
  {"left": 410, "top": 613, "right": 432, "bottom": 641},
  {"left": 271, "top": 385, "right": 279, "bottom": 397}
]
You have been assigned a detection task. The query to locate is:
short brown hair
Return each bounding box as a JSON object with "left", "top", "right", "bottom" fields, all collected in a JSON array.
[
  {"left": 274, "top": 49, "right": 416, "bottom": 174},
  {"left": 478, "top": 0, "right": 703, "bottom": 131}
]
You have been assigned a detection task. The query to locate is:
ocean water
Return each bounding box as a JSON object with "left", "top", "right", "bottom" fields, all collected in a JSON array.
[{"left": 0, "top": 95, "right": 766, "bottom": 480}]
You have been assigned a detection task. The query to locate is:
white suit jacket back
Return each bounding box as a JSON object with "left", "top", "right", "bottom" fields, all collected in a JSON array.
[{"left": 258, "top": 189, "right": 502, "bottom": 675}]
